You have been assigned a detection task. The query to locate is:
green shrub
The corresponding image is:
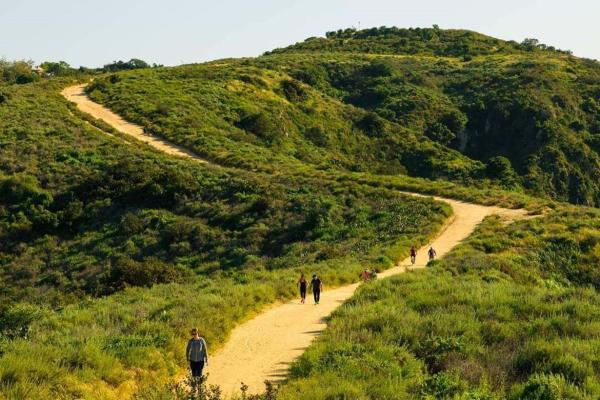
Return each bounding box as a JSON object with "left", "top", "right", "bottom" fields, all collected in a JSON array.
[{"left": 281, "top": 79, "right": 308, "bottom": 102}]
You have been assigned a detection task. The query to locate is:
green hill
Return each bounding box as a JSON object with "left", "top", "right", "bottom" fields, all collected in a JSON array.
[
  {"left": 0, "top": 26, "right": 599, "bottom": 399},
  {"left": 88, "top": 27, "right": 600, "bottom": 206}
]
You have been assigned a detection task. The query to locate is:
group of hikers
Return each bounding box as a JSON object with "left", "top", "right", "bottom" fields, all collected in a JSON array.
[{"left": 186, "top": 244, "right": 438, "bottom": 379}]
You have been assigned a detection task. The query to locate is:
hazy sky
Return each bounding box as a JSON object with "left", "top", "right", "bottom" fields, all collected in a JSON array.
[{"left": 1, "top": 0, "right": 598, "bottom": 67}]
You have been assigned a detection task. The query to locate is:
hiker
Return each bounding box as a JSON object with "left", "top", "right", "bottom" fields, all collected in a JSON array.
[
  {"left": 298, "top": 273, "right": 307, "bottom": 304},
  {"left": 428, "top": 246, "right": 437, "bottom": 261},
  {"left": 186, "top": 328, "right": 209, "bottom": 379},
  {"left": 311, "top": 274, "right": 323, "bottom": 305},
  {"left": 410, "top": 246, "right": 417, "bottom": 265},
  {"left": 361, "top": 269, "right": 370, "bottom": 282},
  {"left": 369, "top": 269, "right": 377, "bottom": 280}
]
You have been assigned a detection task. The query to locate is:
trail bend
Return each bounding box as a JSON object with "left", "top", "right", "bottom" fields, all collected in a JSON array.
[
  {"left": 61, "top": 83, "right": 528, "bottom": 396},
  {"left": 62, "top": 84, "right": 208, "bottom": 163}
]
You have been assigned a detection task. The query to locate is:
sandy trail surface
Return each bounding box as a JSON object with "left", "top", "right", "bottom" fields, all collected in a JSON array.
[
  {"left": 61, "top": 84, "right": 207, "bottom": 163},
  {"left": 61, "top": 84, "right": 528, "bottom": 396},
  {"left": 206, "top": 199, "right": 525, "bottom": 395}
]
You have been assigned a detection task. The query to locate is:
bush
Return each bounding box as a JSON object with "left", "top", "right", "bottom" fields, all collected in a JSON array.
[
  {"left": 425, "top": 122, "right": 456, "bottom": 145},
  {"left": 420, "top": 372, "right": 464, "bottom": 398},
  {"left": 106, "top": 257, "right": 191, "bottom": 291},
  {"left": 512, "top": 374, "right": 585, "bottom": 400},
  {"left": 237, "top": 111, "right": 278, "bottom": 141},
  {"left": 281, "top": 79, "right": 308, "bottom": 102},
  {"left": 486, "top": 156, "right": 520, "bottom": 189},
  {"left": 356, "top": 112, "right": 387, "bottom": 137}
]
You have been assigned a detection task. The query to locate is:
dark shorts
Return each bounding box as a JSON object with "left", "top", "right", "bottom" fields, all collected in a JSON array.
[
  {"left": 190, "top": 360, "right": 205, "bottom": 377},
  {"left": 300, "top": 286, "right": 307, "bottom": 298}
]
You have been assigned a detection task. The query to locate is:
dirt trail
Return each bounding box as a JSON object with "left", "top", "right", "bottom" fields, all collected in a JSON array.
[
  {"left": 206, "top": 199, "right": 525, "bottom": 395},
  {"left": 61, "top": 84, "right": 528, "bottom": 396},
  {"left": 61, "top": 84, "right": 208, "bottom": 163}
]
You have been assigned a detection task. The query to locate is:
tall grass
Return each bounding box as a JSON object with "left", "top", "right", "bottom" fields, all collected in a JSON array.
[{"left": 279, "top": 207, "right": 600, "bottom": 399}]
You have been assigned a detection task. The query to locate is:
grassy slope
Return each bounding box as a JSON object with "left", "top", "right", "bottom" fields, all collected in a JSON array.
[
  {"left": 1, "top": 26, "right": 599, "bottom": 399},
  {"left": 0, "top": 79, "right": 449, "bottom": 399},
  {"left": 279, "top": 206, "right": 600, "bottom": 399},
  {"left": 258, "top": 49, "right": 600, "bottom": 206},
  {"left": 87, "top": 61, "right": 484, "bottom": 182},
  {"left": 89, "top": 34, "right": 600, "bottom": 207}
]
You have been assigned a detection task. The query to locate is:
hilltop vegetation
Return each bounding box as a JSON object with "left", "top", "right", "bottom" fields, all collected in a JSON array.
[{"left": 268, "top": 26, "right": 572, "bottom": 57}]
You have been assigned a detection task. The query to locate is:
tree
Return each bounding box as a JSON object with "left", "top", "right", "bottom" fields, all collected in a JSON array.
[
  {"left": 0, "top": 59, "right": 38, "bottom": 84},
  {"left": 102, "top": 58, "right": 150, "bottom": 72},
  {"left": 40, "top": 61, "right": 74, "bottom": 76}
]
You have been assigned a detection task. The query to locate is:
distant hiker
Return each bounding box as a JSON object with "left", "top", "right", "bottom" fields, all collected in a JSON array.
[
  {"left": 410, "top": 246, "right": 417, "bottom": 265},
  {"left": 298, "top": 273, "right": 307, "bottom": 304},
  {"left": 361, "top": 269, "right": 370, "bottom": 282},
  {"left": 369, "top": 269, "right": 377, "bottom": 280},
  {"left": 311, "top": 274, "right": 323, "bottom": 305},
  {"left": 186, "top": 328, "right": 209, "bottom": 379},
  {"left": 428, "top": 246, "right": 437, "bottom": 261}
]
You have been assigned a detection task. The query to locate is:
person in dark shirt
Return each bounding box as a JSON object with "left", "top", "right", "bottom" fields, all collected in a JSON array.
[
  {"left": 298, "top": 273, "right": 307, "bottom": 304},
  {"left": 311, "top": 274, "right": 323, "bottom": 305}
]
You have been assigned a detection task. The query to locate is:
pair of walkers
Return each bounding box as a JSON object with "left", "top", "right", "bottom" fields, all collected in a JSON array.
[
  {"left": 298, "top": 273, "right": 323, "bottom": 304},
  {"left": 409, "top": 245, "right": 437, "bottom": 265}
]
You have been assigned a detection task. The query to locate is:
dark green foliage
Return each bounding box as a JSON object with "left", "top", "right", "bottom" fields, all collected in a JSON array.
[
  {"left": 0, "top": 60, "right": 39, "bottom": 84},
  {"left": 281, "top": 79, "right": 308, "bottom": 102},
  {"left": 425, "top": 122, "right": 455, "bottom": 145},
  {"left": 40, "top": 61, "right": 76, "bottom": 76},
  {"left": 486, "top": 156, "right": 520, "bottom": 189},
  {"left": 303, "top": 126, "right": 328, "bottom": 146},
  {"left": 102, "top": 58, "right": 152, "bottom": 72},
  {"left": 106, "top": 257, "right": 191, "bottom": 291},
  {"left": 356, "top": 112, "right": 388, "bottom": 137},
  {"left": 237, "top": 111, "right": 279, "bottom": 141},
  {"left": 271, "top": 26, "right": 570, "bottom": 57}
]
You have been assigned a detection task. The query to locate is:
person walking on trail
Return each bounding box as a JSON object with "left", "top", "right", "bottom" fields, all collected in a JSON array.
[
  {"left": 428, "top": 246, "right": 437, "bottom": 261},
  {"left": 361, "top": 269, "right": 370, "bottom": 282},
  {"left": 311, "top": 274, "right": 323, "bottom": 305},
  {"left": 410, "top": 246, "right": 417, "bottom": 265},
  {"left": 298, "top": 273, "right": 307, "bottom": 304},
  {"left": 186, "top": 328, "right": 209, "bottom": 379}
]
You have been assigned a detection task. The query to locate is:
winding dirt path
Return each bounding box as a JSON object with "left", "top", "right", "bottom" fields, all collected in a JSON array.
[
  {"left": 61, "top": 84, "right": 208, "bottom": 163},
  {"left": 61, "top": 84, "right": 528, "bottom": 397},
  {"left": 205, "top": 199, "right": 525, "bottom": 395}
]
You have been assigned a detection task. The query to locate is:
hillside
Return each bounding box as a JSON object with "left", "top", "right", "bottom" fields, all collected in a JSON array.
[
  {"left": 88, "top": 27, "right": 600, "bottom": 206},
  {"left": 0, "top": 26, "right": 599, "bottom": 399}
]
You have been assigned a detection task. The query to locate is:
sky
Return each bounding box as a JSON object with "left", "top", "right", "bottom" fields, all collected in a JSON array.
[{"left": 0, "top": 0, "right": 598, "bottom": 67}]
